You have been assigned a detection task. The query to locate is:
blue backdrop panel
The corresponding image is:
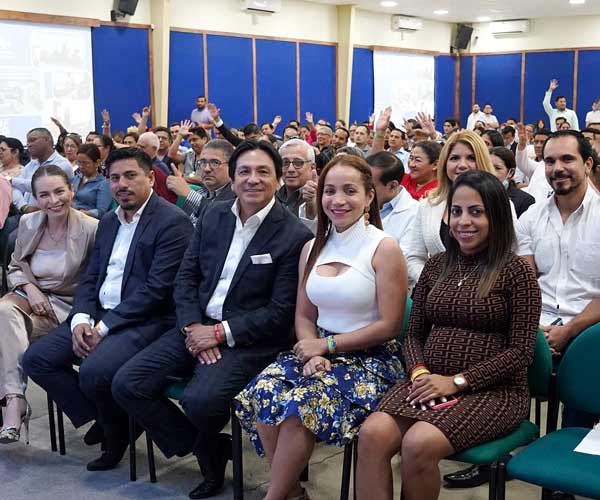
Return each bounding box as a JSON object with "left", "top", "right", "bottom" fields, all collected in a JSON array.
[
  {"left": 524, "top": 51, "right": 575, "bottom": 125},
  {"left": 475, "top": 54, "right": 521, "bottom": 124},
  {"left": 206, "top": 34, "right": 253, "bottom": 127},
  {"left": 168, "top": 31, "right": 204, "bottom": 125},
  {"left": 435, "top": 55, "right": 456, "bottom": 123},
  {"left": 92, "top": 26, "right": 151, "bottom": 133},
  {"left": 459, "top": 56, "right": 473, "bottom": 127},
  {"left": 255, "top": 39, "right": 297, "bottom": 128},
  {"left": 349, "top": 47, "right": 374, "bottom": 125},
  {"left": 300, "top": 43, "right": 336, "bottom": 125},
  {"left": 577, "top": 50, "right": 600, "bottom": 126}
]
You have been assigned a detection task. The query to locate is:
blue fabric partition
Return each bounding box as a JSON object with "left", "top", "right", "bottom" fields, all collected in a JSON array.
[
  {"left": 91, "top": 25, "right": 151, "bottom": 133},
  {"left": 524, "top": 51, "right": 575, "bottom": 125},
  {"left": 459, "top": 56, "right": 473, "bottom": 127},
  {"left": 435, "top": 55, "right": 456, "bottom": 123},
  {"left": 255, "top": 39, "right": 297, "bottom": 128},
  {"left": 577, "top": 50, "right": 600, "bottom": 126},
  {"left": 168, "top": 31, "right": 204, "bottom": 125},
  {"left": 299, "top": 43, "right": 336, "bottom": 125},
  {"left": 475, "top": 54, "right": 522, "bottom": 124},
  {"left": 206, "top": 34, "right": 254, "bottom": 128},
  {"left": 349, "top": 47, "right": 374, "bottom": 125}
]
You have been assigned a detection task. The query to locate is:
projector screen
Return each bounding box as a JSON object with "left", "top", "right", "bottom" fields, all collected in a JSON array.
[
  {"left": 373, "top": 50, "right": 435, "bottom": 127},
  {"left": 0, "top": 20, "right": 95, "bottom": 142}
]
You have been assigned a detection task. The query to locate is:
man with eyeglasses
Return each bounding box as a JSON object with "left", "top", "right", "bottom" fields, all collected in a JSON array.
[
  {"left": 166, "top": 140, "right": 236, "bottom": 225},
  {"left": 276, "top": 138, "right": 316, "bottom": 217}
]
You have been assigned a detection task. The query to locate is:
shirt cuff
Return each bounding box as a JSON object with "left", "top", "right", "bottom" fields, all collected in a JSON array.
[
  {"left": 71, "top": 313, "right": 94, "bottom": 333},
  {"left": 214, "top": 118, "right": 224, "bottom": 128},
  {"left": 182, "top": 189, "right": 205, "bottom": 215},
  {"left": 96, "top": 321, "right": 109, "bottom": 337},
  {"left": 222, "top": 321, "right": 235, "bottom": 348}
]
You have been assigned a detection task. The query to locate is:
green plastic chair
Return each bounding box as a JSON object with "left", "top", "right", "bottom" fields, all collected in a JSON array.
[
  {"left": 447, "top": 328, "right": 553, "bottom": 500},
  {"left": 506, "top": 322, "right": 600, "bottom": 500},
  {"left": 175, "top": 183, "right": 202, "bottom": 209}
]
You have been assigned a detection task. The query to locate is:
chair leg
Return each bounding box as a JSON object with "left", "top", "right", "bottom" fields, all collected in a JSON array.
[
  {"left": 47, "top": 395, "right": 57, "bottom": 452},
  {"left": 535, "top": 399, "right": 541, "bottom": 429},
  {"left": 496, "top": 460, "right": 507, "bottom": 500},
  {"left": 57, "top": 407, "right": 66, "bottom": 455},
  {"left": 488, "top": 462, "right": 498, "bottom": 500},
  {"left": 231, "top": 404, "right": 244, "bottom": 500},
  {"left": 146, "top": 433, "right": 157, "bottom": 483},
  {"left": 340, "top": 442, "right": 353, "bottom": 500},
  {"left": 129, "top": 416, "right": 137, "bottom": 482}
]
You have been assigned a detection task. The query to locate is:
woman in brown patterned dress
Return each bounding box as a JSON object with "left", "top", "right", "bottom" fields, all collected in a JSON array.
[{"left": 355, "top": 170, "right": 541, "bottom": 500}]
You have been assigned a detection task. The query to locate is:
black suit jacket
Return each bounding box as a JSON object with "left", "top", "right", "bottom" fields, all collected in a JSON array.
[
  {"left": 190, "top": 183, "right": 236, "bottom": 224},
  {"left": 71, "top": 193, "right": 193, "bottom": 339},
  {"left": 175, "top": 198, "right": 313, "bottom": 351}
]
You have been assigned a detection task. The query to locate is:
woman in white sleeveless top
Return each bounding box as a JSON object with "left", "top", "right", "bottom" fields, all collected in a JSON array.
[
  {"left": 405, "top": 131, "right": 497, "bottom": 289},
  {"left": 236, "top": 155, "right": 408, "bottom": 500}
]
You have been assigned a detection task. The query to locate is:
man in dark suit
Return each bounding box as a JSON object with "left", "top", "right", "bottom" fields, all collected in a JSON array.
[
  {"left": 23, "top": 148, "right": 193, "bottom": 471},
  {"left": 165, "top": 139, "right": 236, "bottom": 226},
  {"left": 112, "top": 140, "right": 313, "bottom": 499}
]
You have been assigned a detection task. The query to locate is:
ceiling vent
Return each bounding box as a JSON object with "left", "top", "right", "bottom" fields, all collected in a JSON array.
[
  {"left": 391, "top": 15, "right": 424, "bottom": 31},
  {"left": 242, "top": 0, "right": 281, "bottom": 14},
  {"left": 490, "top": 19, "right": 530, "bottom": 34}
]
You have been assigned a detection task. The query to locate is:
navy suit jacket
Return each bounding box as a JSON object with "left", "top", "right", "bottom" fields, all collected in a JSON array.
[
  {"left": 175, "top": 198, "right": 313, "bottom": 351},
  {"left": 71, "top": 192, "right": 193, "bottom": 339}
]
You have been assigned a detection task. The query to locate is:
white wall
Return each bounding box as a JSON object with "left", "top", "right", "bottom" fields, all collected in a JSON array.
[
  {"left": 470, "top": 16, "right": 600, "bottom": 53},
  {"left": 353, "top": 9, "right": 453, "bottom": 53},
  {"left": 170, "top": 0, "right": 338, "bottom": 43},
  {"left": 0, "top": 0, "right": 152, "bottom": 23}
]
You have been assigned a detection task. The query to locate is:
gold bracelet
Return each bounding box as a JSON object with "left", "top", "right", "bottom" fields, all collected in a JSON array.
[{"left": 410, "top": 368, "right": 431, "bottom": 381}]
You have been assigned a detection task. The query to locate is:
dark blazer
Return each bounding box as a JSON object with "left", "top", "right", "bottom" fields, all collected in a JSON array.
[
  {"left": 175, "top": 198, "right": 313, "bottom": 351},
  {"left": 190, "top": 183, "right": 236, "bottom": 222},
  {"left": 507, "top": 184, "right": 536, "bottom": 218},
  {"left": 71, "top": 192, "right": 193, "bottom": 339}
]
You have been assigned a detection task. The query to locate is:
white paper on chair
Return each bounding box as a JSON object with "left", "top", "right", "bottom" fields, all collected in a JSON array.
[{"left": 574, "top": 426, "right": 600, "bottom": 456}]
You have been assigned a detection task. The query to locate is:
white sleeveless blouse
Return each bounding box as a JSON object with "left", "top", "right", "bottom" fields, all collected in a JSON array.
[{"left": 305, "top": 220, "right": 391, "bottom": 334}]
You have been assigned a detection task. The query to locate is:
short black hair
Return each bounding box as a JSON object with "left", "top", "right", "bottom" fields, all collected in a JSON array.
[
  {"left": 413, "top": 140, "right": 442, "bottom": 164},
  {"left": 490, "top": 146, "right": 516, "bottom": 172},
  {"left": 106, "top": 147, "right": 153, "bottom": 173},
  {"left": 96, "top": 134, "right": 115, "bottom": 151},
  {"left": 444, "top": 118, "right": 459, "bottom": 128},
  {"left": 78, "top": 143, "right": 101, "bottom": 163},
  {"left": 228, "top": 140, "right": 282, "bottom": 180},
  {"left": 154, "top": 126, "right": 171, "bottom": 138},
  {"left": 27, "top": 127, "right": 53, "bottom": 141},
  {"left": 260, "top": 122, "right": 274, "bottom": 130},
  {"left": 582, "top": 127, "right": 600, "bottom": 136},
  {"left": 197, "top": 95, "right": 206, "bottom": 100},
  {"left": 502, "top": 126, "right": 516, "bottom": 137},
  {"left": 483, "top": 103, "right": 493, "bottom": 108},
  {"left": 506, "top": 117, "right": 518, "bottom": 123},
  {"left": 355, "top": 123, "right": 370, "bottom": 134},
  {"left": 123, "top": 131, "right": 139, "bottom": 143},
  {"left": 542, "top": 130, "right": 594, "bottom": 163},
  {"left": 534, "top": 128, "right": 552, "bottom": 138},
  {"left": 555, "top": 95, "right": 567, "bottom": 103},
  {"left": 189, "top": 127, "right": 208, "bottom": 139},
  {"left": 366, "top": 151, "right": 405, "bottom": 185},
  {"left": 31, "top": 165, "right": 70, "bottom": 198},
  {"left": 555, "top": 116, "right": 567, "bottom": 124},
  {"left": 336, "top": 127, "right": 350, "bottom": 140},
  {"left": 336, "top": 118, "right": 347, "bottom": 127},
  {"left": 389, "top": 128, "right": 406, "bottom": 140},
  {"left": 243, "top": 123, "right": 260, "bottom": 137},
  {"left": 482, "top": 129, "right": 504, "bottom": 147}
]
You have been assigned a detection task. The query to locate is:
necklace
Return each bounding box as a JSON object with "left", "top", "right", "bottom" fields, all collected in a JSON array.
[
  {"left": 46, "top": 226, "right": 67, "bottom": 246},
  {"left": 456, "top": 260, "right": 480, "bottom": 287}
]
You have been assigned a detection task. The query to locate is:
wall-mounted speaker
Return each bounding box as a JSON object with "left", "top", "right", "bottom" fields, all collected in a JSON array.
[
  {"left": 118, "top": 0, "right": 139, "bottom": 16},
  {"left": 455, "top": 24, "right": 474, "bottom": 50}
]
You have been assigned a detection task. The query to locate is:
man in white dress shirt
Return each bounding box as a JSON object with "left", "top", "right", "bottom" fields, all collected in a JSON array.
[
  {"left": 543, "top": 79, "right": 580, "bottom": 131},
  {"left": 466, "top": 103, "right": 487, "bottom": 130},
  {"left": 515, "top": 124, "right": 553, "bottom": 202}
]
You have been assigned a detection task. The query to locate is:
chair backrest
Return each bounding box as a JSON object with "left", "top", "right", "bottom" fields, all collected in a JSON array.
[
  {"left": 398, "top": 297, "right": 413, "bottom": 344},
  {"left": 557, "top": 322, "right": 600, "bottom": 415},
  {"left": 527, "top": 328, "right": 553, "bottom": 399}
]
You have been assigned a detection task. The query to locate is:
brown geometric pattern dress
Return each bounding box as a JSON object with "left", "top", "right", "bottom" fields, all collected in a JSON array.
[{"left": 377, "top": 251, "right": 541, "bottom": 452}]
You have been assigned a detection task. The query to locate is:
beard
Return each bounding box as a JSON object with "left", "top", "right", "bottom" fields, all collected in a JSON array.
[{"left": 550, "top": 175, "right": 580, "bottom": 195}]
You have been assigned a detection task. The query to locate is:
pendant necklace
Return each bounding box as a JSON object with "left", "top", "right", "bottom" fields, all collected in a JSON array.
[{"left": 457, "top": 261, "right": 480, "bottom": 287}]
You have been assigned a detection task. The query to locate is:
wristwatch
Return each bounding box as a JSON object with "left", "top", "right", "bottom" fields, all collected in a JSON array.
[{"left": 453, "top": 374, "right": 467, "bottom": 391}]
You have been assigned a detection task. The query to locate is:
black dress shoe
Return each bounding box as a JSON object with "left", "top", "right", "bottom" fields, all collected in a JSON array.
[
  {"left": 189, "top": 434, "right": 233, "bottom": 499},
  {"left": 86, "top": 436, "right": 128, "bottom": 471},
  {"left": 83, "top": 422, "right": 104, "bottom": 446},
  {"left": 551, "top": 492, "right": 575, "bottom": 500},
  {"left": 443, "top": 465, "right": 491, "bottom": 488}
]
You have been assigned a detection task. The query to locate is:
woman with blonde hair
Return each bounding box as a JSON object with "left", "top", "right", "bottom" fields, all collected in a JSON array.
[{"left": 404, "top": 130, "right": 495, "bottom": 287}]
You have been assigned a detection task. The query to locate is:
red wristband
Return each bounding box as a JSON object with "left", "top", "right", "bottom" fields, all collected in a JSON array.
[{"left": 213, "top": 324, "right": 224, "bottom": 344}]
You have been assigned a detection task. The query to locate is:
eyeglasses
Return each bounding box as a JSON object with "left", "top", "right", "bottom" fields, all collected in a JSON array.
[
  {"left": 196, "top": 159, "right": 225, "bottom": 169},
  {"left": 282, "top": 159, "right": 311, "bottom": 170}
]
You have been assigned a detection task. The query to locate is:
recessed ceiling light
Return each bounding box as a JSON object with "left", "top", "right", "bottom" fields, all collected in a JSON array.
[
  {"left": 569, "top": 0, "right": 585, "bottom": 4},
  {"left": 433, "top": 9, "right": 449, "bottom": 15},
  {"left": 477, "top": 16, "right": 491, "bottom": 22},
  {"left": 380, "top": 1, "right": 398, "bottom": 7}
]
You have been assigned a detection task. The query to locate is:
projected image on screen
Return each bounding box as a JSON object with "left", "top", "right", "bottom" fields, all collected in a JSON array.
[
  {"left": 373, "top": 51, "right": 435, "bottom": 125},
  {"left": 0, "top": 20, "right": 95, "bottom": 142}
]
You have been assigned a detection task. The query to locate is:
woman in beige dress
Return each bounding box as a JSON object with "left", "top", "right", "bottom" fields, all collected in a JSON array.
[{"left": 0, "top": 165, "right": 97, "bottom": 443}]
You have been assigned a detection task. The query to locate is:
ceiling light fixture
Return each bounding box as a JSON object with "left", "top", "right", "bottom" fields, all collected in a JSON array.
[
  {"left": 433, "top": 9, "right": 449, "bottom": 15},
  {"left": 477, "top": 16, "right": 491, "bottom": 22},
  {"left": 380, "top": 1, "right": 398, "bottom": 7},
  {"left": 569, "top": 0, "right": 586, "bottom": 4}
]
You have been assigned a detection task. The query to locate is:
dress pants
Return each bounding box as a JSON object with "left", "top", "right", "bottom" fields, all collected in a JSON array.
[
  {"left": 112, "top": 327, "right": 277, "bottom": 459},
  {"left": 22, "top": 321, "right": 158, "bottom": 440}
]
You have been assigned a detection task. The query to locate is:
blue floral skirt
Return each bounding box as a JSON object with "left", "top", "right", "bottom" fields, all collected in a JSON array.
[{"left": 234, "top": 329, "right": 405, "bottom": 456}]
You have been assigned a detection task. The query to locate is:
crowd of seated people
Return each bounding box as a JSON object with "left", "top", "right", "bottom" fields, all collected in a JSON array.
[{"left": 0, "top": 82, "right": 599, "bottom": 500}]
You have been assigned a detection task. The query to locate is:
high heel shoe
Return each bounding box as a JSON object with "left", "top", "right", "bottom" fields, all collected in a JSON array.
[{"left": 0, "top": 394, "right": 32, "bottom": 445}]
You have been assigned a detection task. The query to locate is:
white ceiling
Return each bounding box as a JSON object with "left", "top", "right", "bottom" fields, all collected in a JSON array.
[{"left": 309, "top": 0, "right": 600, "bottom": 23}]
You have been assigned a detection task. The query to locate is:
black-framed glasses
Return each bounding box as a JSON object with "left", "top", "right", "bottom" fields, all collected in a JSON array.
[
  {"left": 282, "top": 159, "right": 311, "bottom": 170},
  {"left": 196, "top": 159, "right": 225, "bottom": 169}
]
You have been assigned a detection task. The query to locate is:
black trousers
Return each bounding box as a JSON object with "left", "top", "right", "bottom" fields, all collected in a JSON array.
[
  {"left": 23, "top": 320, "right": 161, "bottom": 440},
  {"left": 112, "top": 327, "right": 277, "bottom": 459}
]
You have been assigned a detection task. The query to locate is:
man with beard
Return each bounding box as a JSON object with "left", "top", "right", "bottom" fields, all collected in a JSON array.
[{"left": 191, "top": 95, "right": 214, "bottom": 136}]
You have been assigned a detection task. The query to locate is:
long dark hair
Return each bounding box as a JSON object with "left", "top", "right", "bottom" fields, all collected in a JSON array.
[
  {"left": 303, "top": 155, "right": 382, "bottom": 285},
  {"left": 435, "top": 170, "right": 515, "bottom": 298}
]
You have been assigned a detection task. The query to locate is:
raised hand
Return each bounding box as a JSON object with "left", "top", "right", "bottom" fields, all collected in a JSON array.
[
  {"left": 375, "top": 106, "right": 392, "bottom": 133},
  {"left": 416, "top": 112, "right": 436, "bottom": 137},
  {"left": 132, "top": 112, "right": 142, "bottom": 124},
  {"left": 179, "top": 119, "right": 193, "bottom": 137},
  {"left": 101, "top": 109, "right": 110, "bottom": 123},
  {"left": 549, "top": 79, "right": 559, "bottom": 91},
  {"left": 207, "top": 103, "right": 220, "bottom": 121},
  {"left": 142, "top": 105, "right": 151, "bottom": 119},
  {"left": 516, "top": 122, "right": 528, "bottom": 144},
  {"left": 305, "top": 111, "right": 314, "bottom": 124},
  {"left": 273, "top": 115, "right": 282, "bottom": 126}
]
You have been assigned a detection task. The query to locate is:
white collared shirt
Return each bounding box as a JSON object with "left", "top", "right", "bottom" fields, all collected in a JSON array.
[
  {"left": 70, "top": 192, "right": 153, "bottom": 336},
  {"left": 515, "top": 147, "right": 554, "bottom": 203},
  {"left": 466, "top": 111, "right": 487, "bottom": 130},
  {"left": 516, "top": 186, "right": 600, "bottom": 325},
  {"left": 205, "top": 196, "right": 276, "bottom": 346},
  {"left": 380, "top": 188, "right": 419, "bottom": 254}
]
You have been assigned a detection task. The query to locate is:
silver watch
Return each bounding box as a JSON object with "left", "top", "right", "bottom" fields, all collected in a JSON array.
[{"left": 453, "top": 374, "right": 467, "bottom": 390}]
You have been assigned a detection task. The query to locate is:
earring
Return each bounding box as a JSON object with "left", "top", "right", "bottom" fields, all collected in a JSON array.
[{"left": 364, "top": 208, "right": 370, "bottom": 227}]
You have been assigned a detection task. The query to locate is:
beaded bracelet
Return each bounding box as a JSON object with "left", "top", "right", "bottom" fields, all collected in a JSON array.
[
  {"left": 326, "top": 336, "right": 337, "bottom": 354},
  {"left": 213, "top": 324, "right": 224, "bottom": 344}
]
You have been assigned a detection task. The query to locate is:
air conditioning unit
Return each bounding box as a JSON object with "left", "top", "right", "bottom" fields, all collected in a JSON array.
[
  {"left": 490, "top": 19, "right": 530, "bottom": 34},
  {"left": 391, "top": 15, "right": 424, "bottom": 32},
  {"left": 242, "top": 0, "right": 281, "bottom": 13}
]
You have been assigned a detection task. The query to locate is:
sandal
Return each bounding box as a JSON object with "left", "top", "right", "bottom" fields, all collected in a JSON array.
[{"left": 0, "top": 394, "right": 32, "bottom": 445}]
